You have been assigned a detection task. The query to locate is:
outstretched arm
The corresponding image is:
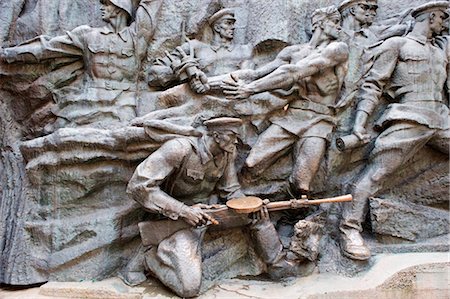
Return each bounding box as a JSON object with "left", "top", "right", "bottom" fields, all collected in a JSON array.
[
  {"left": 224, "top": 42, "right": 349, "bottom": 100},
  {"left": 228, "top": 44, "right": 297, "bottom": 83},
  {"left": 1, "top": 26, "right": 88, "bottom": 63}
]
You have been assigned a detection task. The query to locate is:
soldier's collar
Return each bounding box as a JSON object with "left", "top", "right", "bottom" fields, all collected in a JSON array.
[
  {"left": 99, "top": 26, "right": 130, "bottom": 42},
  {"left": 406, "top": 33, "right": 427, "bottom": 45},
  {"left": 198, "top": 137, "right": 213, "bottom": 165},
  {"left": 210, "top": 42, "right": 234, "bottom": 52}
]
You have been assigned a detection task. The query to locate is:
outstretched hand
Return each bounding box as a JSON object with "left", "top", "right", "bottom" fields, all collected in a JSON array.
[{"left": 222, "top": 74, "right": 254, "bottom": 100}]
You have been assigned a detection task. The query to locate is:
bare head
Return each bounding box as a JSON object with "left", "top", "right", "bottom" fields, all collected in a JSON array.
[
  {"left": 311, "top": 6, "right": 342, "bottom": 40},
  {"left": 209, "top": 9, "right": 236, "bottom": 40}
]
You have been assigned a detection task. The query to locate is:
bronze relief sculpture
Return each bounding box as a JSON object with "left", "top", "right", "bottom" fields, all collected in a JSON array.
[{"left": 0, "top": 0, "right": 448, "bottom": 297}]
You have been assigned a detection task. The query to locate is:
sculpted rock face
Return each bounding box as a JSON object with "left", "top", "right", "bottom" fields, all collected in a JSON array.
[{"left": 0, "top": 0, "right": 448, "bottom": 297}]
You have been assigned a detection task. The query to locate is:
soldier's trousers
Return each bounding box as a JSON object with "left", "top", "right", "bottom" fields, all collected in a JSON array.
[
  {"left": 245, "top": 124, "right": 327, "bottom": 192},
  {"left": 144, "top": 219, "right": 284, "bottom": 298},
  {"left": 341, "top": 122, "right": 449, "bottom": 232}
]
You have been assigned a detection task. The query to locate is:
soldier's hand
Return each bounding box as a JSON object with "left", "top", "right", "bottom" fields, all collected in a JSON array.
[
  {"left": 222, "top": 74, "right": 254, "bottom": 100},
  {"left": 180, "top": 206, "right": 216, "bottom": 227},
  {"left": 189, "top": 71, "right": 210, "bottom": 94},
  {"left": 353, "top": 125, "right": 370, "bottom": 143},
  {"left": 251, "top": 205, "right": 270, "bottom": 223}
]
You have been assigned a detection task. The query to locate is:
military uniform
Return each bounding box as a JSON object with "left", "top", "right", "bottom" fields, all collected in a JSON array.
[
  {"left": 3, "top": 0, "right": 160, "bottom": 129},
  {"left": 127, "top": 136, "right": 244, "bottom": 216},
  {"left": 245, "top": 40, "right": 348, "bottom": 192},
  {"left": 341, "top": 31, "right": 449, "bottom": 233}
]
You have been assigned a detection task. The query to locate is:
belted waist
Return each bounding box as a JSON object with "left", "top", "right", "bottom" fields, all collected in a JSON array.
[
  {"left": 398, "top": 93, "right": 443, "bottom": 104},
  {"left": 289, "top": 100, "right": 335, "bottom": 115},
  {"left": 89, "top": 79, "right": 137, "bottom": 91}
]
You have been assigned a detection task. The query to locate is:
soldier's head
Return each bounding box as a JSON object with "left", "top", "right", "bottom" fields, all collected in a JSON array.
[
  {"left": 204, "top": 117, "right": 242, "bottom": 153},
  {"left": 412, "top": 1, "right": 449, "bottom": 36},
  {"left": 209, "top": 9, "right": 236, "bottom": 40},
  {"left": 311, "top": 6, "right": 342, "bottom": 40},
  {"left": 100, "top": 0, "right": 132, "bottom": 24},
  {"left": 338, "top": 0, "right": 378, "bottom": 27}
]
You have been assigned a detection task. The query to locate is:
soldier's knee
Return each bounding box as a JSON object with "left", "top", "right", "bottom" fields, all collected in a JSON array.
[{"left": 174, "top": 269, "right": 202, "bottom": 298}]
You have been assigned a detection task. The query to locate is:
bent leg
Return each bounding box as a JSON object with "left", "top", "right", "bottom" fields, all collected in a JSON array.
[
  {"left": 340, "top": 122, "right": 434, "bottom": 260},
  {"left": 245, "top": 124, "right": 297, "bottom": 176},
  {"left": 145, "top": 227, "right": 206, "bottom": 298},
  {"left": 291, "top": 137, "right": 327, "bottom": 194},
  {"left": 342, "top": 122, "right": 435, "bottom": 231}
]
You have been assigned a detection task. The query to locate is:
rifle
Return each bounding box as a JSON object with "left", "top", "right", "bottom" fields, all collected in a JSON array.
[{"left": 139, "top": 194, "right": 352, "bottom": 246}]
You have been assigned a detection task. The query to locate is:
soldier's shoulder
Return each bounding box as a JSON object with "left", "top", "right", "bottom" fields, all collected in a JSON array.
[
  {"left": 189, "top": 39, "right": 209, "bottom": 49},
  {"left": 379, "top": 36, "right": 407, "bottom": 48},
  {"left": 162, "top": 138, "right": 195, "bottom": 157},
  {"left": 70, "top": 25, "right": 93, "bottom": 34},
  {"left": 326, "top": 41, "right": 349, "bottom": 60},
  {"left": 328, "top": 41, "right": 349, "bottom": 52}
]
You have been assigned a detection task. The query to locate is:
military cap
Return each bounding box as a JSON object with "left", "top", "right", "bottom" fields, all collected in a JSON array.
[
  {"left": 101, "top": 0, "right": 133, "bottom": 19},
  {"left": 208, "top": 8, "right": 236, "bottom": 25},
  {"left": 204, "top": 117, "right": 242, "bottom": 134},
  {"left": 411, "top": 1, "right": 449, "bottom": 19},
  {"left": 338, "top": 0, "right": 378, "bottom": 12}
]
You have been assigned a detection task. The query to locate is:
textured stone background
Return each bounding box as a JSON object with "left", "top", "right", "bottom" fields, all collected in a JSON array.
[{"left": 0, "top": 0, "right": 447, "bottom": 286}]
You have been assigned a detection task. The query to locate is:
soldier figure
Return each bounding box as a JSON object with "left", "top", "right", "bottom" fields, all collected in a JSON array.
[
  {"left": 148, "top": 8, "right": 254, "bottom": 93},
  {"left": 339, "top": 0, "right": 379, "bottom": 41},
  {"left": 223, "top": 6, "right": 348, "bottom": 196},
  {"left": 339, "top": 1, "right": 449, "bottom": 260},
  {"left": 126, "top": 117, "right": 302, "bottom": 297},
  {"left": 1, "top": 0, "right": 162, "bottom": 130}
]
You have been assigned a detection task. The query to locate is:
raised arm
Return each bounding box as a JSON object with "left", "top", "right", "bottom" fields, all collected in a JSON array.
[{"left": 132, "top": 0, "right": 163, "bottom": 62}]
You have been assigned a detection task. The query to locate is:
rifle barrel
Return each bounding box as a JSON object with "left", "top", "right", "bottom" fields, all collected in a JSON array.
[{"left": 266, "top": 194, "right": 352, "bottom": 212}]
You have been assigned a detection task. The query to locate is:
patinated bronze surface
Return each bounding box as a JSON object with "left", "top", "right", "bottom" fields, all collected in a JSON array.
[{"left": 0, "top": 0, "right": 448, "bottom": 297}]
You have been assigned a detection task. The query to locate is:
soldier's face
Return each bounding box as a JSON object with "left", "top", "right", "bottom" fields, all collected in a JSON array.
[
  {"left": 214, "top": 17, "right": 236, "bottom": 40},
  {"left": 214, "top": 131, "right": 238, "bottom": 153},
  {"left": 352, "top": 3, "right": 373, "bottom": 26},
  {"left": 100, "top": 0, "right": 118, "bottom": 22},
  {"left": 430, "top": 10, "right": 447, "bottom": 36},
  {"left": 322, "top": 16, "right": 342, "bottom": 39},
  {"left": 365, "top": 5, "right": 378, "bottom": 26}
]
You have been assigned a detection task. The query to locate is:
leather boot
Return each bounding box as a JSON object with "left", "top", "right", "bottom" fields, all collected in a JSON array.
[{"left": 340, "top": 227, "right": 371, "bottom": 260}]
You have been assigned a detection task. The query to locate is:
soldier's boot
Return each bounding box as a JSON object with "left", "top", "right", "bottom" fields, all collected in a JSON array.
[
  {"left": 251, "top": 218, "right": 302, "bottom": 279},
  {"left": 339, "top": 227, "right": 370, "bottom": 261},
  {"left": 118, "top": 244, "right": 147, "bottom": 286}
]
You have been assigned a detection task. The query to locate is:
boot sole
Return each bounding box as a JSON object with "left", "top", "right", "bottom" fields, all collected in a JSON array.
[{"left": 342, "top": 248, "right": 370, "bottom": 261}]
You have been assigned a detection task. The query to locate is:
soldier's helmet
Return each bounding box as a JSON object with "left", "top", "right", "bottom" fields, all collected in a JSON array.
[{"left": 110, "top": 0, "right": 133, "bottom": 19}]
